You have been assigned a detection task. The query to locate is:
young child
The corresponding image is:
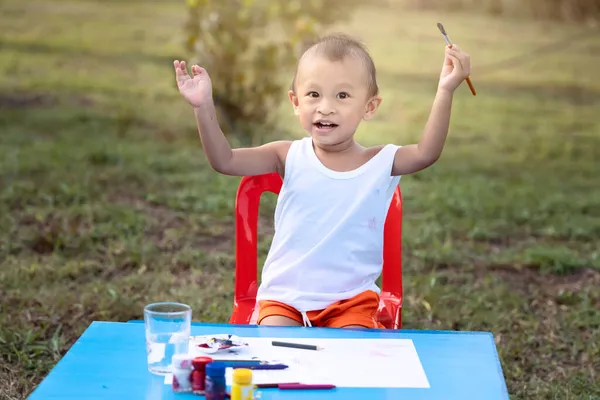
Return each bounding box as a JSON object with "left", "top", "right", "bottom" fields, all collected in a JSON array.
[{"left": 173, "top": 33, "right": 471, "bottom": 329}]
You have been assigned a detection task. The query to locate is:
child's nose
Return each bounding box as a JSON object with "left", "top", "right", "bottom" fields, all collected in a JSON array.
[{"left": 317, "top": 100, "right": 335, "bottom": 115}]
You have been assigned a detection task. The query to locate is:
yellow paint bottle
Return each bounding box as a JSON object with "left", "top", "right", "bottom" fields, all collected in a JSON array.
[{"left": 230, "top": 368, "right": 253, "bottom": 400}]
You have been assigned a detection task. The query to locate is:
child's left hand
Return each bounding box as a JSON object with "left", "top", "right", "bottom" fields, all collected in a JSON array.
[{"left": 438, "top": 44, "right": 471, "bottom": 93}]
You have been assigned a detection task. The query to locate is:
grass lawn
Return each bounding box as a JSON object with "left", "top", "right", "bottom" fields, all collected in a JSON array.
[{"left": 1, "top": 0, "right": 599, "bottom": 399}]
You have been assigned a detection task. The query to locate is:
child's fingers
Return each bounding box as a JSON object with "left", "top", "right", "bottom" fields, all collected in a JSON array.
[
  {"left": 447, "top": 53, "right": 464, "bottom": 73},
  {"left": 191, "top": 65, "right": 207, "bottom": 76},
  {"left": 446, "top": 49, "right": 462, "bottom": 67},
  {"left": 446, "top": 47, "right": 461, "bottom": 58},
  {"left": 448, "top": 48, "right": 469, "bottom": 61},
  {"left": 450, "top": 43, "right": 462, "bottom": 52},
  {"left": 445, "top": 48, "right": 470, "bottom": 74},
  {"left": 443, "top": 51, "right": 453, "bottom": 66},
  {"left": 174, "top": 60, "right": 189, "bottom": 76},
  {"left": 444, "top": 50, "right": 459, "bottom": 67},
  {"left": 446, "top": 45, "right": 469, "bottom": 61}
]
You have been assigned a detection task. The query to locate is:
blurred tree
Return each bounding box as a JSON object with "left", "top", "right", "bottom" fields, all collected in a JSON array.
[{"left": 183, "top": 0, "right": 364, "bottom": 144}]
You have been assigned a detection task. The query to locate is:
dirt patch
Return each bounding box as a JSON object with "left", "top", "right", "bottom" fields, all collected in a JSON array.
[
  {"left": 29, "top": 234, "right": 56, "bottom": 254},
  {"left": 0, "top": 93, "right": 57, "bottom": 109},
  {"left": 102, "top": 260, "right": 143, "bottom": 280},
  {"left": 110, "top": 193, "right": 235, "bottom": 253},
  {"left": 196, "top": 227, "right": 234, "bottom": 252},
  {"left": 383, "top": 70, "right": 600, "bottom": 106},
  {"left": 0, "top": 365, "right": 29, "bottom": 400},
  {"left": 192, "top": 213, "right": 275, "bottom": 253},
  {"left": 111, "top": 193, "right": 188, "bottom": 237},
  {"left": 258, "top": 214, "right": 275, "bottom": 237},
  {"left": 19, "top": 212, "right": 95, "bottom": 255},
  {"left": 0, "top": 92, "right": 93, "bottom": 110},
  {"left": 490, "top": 263, "right": 600, "bottom": 296},
  {"left": 423, "top": 258, "right": 600, "bottom": 299},
  {"left": 111, "top": 192, "right": 276, "bottom": 252},
  {"left": 25, "top": 216, "right": 69, "bottom": 255}
]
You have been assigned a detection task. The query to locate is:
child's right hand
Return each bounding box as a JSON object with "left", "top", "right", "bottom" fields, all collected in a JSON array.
[{"left": 173, "top": 60, "right": 213, "bottom": 108}]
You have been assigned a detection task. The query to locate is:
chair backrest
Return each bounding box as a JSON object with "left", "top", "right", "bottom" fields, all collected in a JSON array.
[{"left": 234, "top": 172, "right": 403, "bottom": 310}]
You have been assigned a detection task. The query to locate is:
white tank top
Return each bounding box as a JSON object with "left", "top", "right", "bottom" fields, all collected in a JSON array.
[{"left": 256, "top": 137, "right": 401, "bottom": 312}]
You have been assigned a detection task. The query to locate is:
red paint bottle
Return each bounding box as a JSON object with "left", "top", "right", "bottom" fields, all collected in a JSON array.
[{"left": 191, "top": 356, "right": 213, "bottom": 395}]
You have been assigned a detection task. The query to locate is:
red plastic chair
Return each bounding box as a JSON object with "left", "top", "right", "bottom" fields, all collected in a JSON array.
[{"left": 229, "top": 172, "right": 403, "bottom": 329}]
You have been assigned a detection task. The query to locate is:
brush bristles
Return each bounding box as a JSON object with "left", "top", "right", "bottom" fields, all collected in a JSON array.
[{"left": 437, "top": 23, "right": 446, "bottom": 35}]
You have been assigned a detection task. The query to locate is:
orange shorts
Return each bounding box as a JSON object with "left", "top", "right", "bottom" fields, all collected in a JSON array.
[{"left": 257, "top": 290, "right": 384, "bottom": 329}]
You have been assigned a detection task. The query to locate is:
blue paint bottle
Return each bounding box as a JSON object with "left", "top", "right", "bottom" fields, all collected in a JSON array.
[{"left": 205, "top": 363, "right": 226, "bottom": 400}]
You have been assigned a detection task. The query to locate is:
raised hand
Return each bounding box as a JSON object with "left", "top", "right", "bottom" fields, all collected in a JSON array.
[
  {"left": 173, "top": 60, "right": 213, "bottom": 107},
  {"left": 437, "top": 45, "right": 471, "bottom": 94}
]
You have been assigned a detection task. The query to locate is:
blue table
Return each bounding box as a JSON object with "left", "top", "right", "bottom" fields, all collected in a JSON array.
[{"left": 28, "top": 321, "right": 509, "bottom": 400}]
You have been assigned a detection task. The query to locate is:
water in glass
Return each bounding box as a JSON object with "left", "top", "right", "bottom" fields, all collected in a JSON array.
[{"left": 144, "top": 302, "right": 192, "bottom": 375}]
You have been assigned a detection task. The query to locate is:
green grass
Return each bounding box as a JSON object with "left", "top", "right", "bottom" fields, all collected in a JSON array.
[{"left": 1, "top": 0, "right": 599, "bottom": 399}]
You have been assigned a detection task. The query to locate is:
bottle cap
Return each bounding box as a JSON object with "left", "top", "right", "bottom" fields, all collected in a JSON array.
[
  {"left": 192, "top": 356, "right": 213, "bottom": 370},
  {"left": 205, "top": 362, "right": 225, "bottom": 377},
  {"left": 172, "top": 354, "right": 193, "bottom": 370},
  {"left": 233, "top": 368, "right": 253, "bottom": 385}
]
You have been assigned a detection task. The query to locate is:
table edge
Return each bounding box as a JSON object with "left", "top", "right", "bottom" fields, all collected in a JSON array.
[{"left": 122, "top": 320, "right": 496, "bottom": 336}]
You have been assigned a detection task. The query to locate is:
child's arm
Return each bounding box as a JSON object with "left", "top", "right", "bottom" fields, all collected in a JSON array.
[
  {"left": 192, "top": 101, "right": 290, "bottom": 176},
  {"left": 174, "top": 60, "right": 289, "bottom": 176},
  {"left": 391, "top": 45, "right": 471, "bottom": 176}
]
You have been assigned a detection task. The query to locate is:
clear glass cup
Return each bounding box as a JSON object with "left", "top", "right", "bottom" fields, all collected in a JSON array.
[{"left": 144, "top": 302, "right": 192, "bottom": 375}]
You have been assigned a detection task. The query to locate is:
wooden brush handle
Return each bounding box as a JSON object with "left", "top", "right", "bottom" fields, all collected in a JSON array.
[
  {"left": 465, "top": 76, "right": 476, "bottom": 96},
  {"left": 448, "top": 44, "right": 476, "bottom": 96}
]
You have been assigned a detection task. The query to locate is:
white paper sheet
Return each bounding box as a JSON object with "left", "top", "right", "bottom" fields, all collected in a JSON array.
[{"left": 164, "top": 336, "right": 430, "bottom": 388}]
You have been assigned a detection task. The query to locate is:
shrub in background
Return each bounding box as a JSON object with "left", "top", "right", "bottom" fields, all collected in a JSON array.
[{"left": 183, "top": 0, "right": 364, "bottom": 144}]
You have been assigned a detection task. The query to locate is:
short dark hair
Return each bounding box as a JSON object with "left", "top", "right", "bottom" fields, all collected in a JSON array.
[{"left": 291, "top": 33, "right": 379, "bottom": 97}]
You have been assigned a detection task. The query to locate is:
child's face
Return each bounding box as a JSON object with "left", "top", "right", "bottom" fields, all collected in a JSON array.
[{"left": 289, "top": 54, "right": 381, "bottom": 147}]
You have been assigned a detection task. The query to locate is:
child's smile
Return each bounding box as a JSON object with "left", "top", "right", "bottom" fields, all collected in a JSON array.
[{"left": 313, "top": 119, "right": 339, "bottom": 133}]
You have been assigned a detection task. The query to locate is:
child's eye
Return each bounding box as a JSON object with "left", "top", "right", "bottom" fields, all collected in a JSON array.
[
  {"left": 307, "top": 91, "right": 319, "bottom": 98},
  {"left": 337, "top": 92, "right": 350, "bottom": 99}
]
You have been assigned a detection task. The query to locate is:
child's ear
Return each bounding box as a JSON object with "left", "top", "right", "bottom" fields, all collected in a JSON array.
[
  {"left": 288, "top": 90, "right": 300, "bottom": 116},
  {"left": 363, "top": 95, "right": 382, "bottom": 121}
]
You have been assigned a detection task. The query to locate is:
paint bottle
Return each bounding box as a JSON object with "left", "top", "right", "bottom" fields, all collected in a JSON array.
[
  {"left": 171, "top": 354, "right": 193, "bottom": 393},
  {"left": 205, "top": 362, "right": 226, "bottom": 400},
  {"left": 230, "top": 368, "right": 254, "bottom": 400},
  {"left": 191, "top": 356, "right": 213, "bottom": 395}
]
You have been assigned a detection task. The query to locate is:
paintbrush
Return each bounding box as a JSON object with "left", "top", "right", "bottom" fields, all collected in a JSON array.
[{"left": 437, "top": 23, "right": 476, "bottom": 96}]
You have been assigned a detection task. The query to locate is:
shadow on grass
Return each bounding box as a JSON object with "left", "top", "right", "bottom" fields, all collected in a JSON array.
[
  {"left": 0, "top": 39, "right": 176, "bottom": 67},
  {"left": 382, "top": 71, "right": 600, "bottom": 106}
]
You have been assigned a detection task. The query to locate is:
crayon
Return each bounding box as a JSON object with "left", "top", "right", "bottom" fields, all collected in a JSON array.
[
  {"left": 279, "top": 384, "right": 336, "bottom": 390},
  {"left": 228, "top": 363, "right": 288, "bottom": 370},
  {"left": 255, "top": 382, "right": 300, "bottom": 389},
  {"left": 271, "top": 341, "right": 323, "bottom": 351}
]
